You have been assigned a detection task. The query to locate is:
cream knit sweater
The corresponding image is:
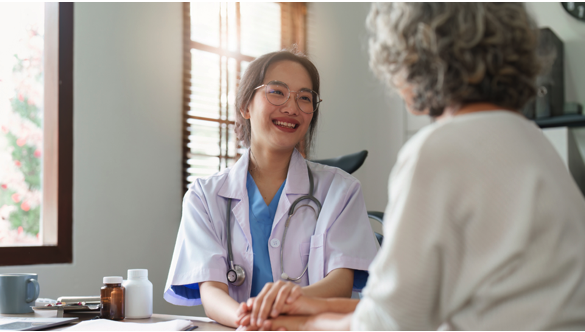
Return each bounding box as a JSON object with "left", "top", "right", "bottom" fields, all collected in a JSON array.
[{"left": 352, "top": 111, "right": 585, "bottom": 330}]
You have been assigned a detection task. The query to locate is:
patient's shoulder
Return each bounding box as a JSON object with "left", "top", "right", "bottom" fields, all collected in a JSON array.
[{"left": 399, "top": 112, "right": 536, "bottom": 168}]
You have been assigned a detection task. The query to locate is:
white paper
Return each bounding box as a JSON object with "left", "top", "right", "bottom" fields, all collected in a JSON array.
[{"left": 65, "top": 319, "right": 192, "bottom": 331}]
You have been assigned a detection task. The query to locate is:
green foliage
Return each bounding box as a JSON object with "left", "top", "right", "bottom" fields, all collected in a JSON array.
[
  {"left": 11, "top": 94, "right": 41, "bottom": 127},
  {"left": 2, "top": 130, "right": 41, "bottom": 237},
  {"left": 12, "top": 54, "right": 24, "bottom": 72},
  {"left": 1, "top": 32, "right": 43, "bottom": 240},
  {"left": 9, "top": 205, "right": 40, "bottom": 236},
  {"left": 0, "top": 186, "right": 15, "bottom": 207},
  {"left": 0, "top": 187, "right": 39, "bottom": 236},
  {"left": 5, "top": 132, "right": 41, "bottom": 190}
]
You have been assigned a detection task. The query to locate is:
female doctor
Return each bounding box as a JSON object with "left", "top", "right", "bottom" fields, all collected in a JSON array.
[{"left": 164, "top": 50, "right": 378, "bottom": 328}]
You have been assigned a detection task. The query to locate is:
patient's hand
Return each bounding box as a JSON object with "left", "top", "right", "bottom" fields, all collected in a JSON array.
[
  {"left": 247, "top": 315, "right": 310, "bottom": 331},
  {"left": 279, "top": 294, "right": 328, "bottom": 316}
]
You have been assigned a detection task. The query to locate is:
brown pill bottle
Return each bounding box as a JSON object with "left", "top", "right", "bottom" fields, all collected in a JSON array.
[{"left": 100, "top": 276, "right": 125, "bottom": 320}]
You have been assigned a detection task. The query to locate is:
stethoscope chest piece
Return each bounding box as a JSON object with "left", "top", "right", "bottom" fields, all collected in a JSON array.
[{"left": 227, "top": 264, "right": 245, "bottom": 286}]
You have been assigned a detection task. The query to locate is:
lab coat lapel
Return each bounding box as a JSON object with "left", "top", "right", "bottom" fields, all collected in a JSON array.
[
  {"left": 272, "top": 149, "right": 310, "bottom": 232},
  {"left": 218, "top": 149, "right": 252, "bottom": 247}
]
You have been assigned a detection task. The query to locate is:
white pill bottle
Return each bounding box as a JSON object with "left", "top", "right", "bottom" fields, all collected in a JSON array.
[{"left": 122, "top": 269, "right": 153, "bottom": 319}]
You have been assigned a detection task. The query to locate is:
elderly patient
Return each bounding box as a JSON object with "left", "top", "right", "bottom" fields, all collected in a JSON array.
[{"left": 236, "top": 2, "right": 585, "bottom": 330}]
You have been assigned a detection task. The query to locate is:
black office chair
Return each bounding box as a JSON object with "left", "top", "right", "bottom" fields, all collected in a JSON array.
[
  {"left": 311, "top": 150, "right": 369, "bottom": 175},
  {"left": 312, "top": 150, "right": 384, "bottom": 245}
]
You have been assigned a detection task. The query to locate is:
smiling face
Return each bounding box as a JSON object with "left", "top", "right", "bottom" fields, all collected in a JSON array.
[{"left": 242, "top": 60, "right": 314, "bottom": 154}]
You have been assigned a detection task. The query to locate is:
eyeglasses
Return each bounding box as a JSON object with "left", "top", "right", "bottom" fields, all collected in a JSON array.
[{"left": 254, "top": 80, "right": 322, "bottom": 114}]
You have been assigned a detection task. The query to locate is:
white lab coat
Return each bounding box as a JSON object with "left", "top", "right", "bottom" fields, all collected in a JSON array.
[{"left": 164, "top": 149, "right": 378, "bottom": 305}]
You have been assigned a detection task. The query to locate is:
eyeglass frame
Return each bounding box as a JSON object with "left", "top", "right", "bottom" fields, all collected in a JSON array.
[{"left": 253, "top": 80, "right": 323, "bottom": 114}]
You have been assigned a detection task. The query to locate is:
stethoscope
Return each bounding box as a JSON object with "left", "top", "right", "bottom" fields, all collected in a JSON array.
[{"left": 225, "top": 163, "right": 322, "bottom": 286}]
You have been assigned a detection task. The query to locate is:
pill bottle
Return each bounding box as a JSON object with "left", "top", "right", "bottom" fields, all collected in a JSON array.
[
  {"left": 100, "top": 276, "right": 125, "bottom": 320},
  {"left": 122, "top": 269, "right": 153, "bottom": 319}
]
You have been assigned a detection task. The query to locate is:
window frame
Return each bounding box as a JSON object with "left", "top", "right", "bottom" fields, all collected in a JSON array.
[{"left": 0, "top": 3, "right": 73, "bottom": 266}]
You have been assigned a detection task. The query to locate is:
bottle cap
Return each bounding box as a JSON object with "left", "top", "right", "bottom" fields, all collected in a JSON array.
[
  {"left": 103, "top": 276, "right": 123, "bottom": 284},
  {"left": 128, "top": 269, "right": 148, "bottom": 279}
]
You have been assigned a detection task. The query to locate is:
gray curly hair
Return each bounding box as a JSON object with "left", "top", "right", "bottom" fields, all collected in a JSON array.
[{"left": 367, "top": 3, "right": 542, "bottom": 116}]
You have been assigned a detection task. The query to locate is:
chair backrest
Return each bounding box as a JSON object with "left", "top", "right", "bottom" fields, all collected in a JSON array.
[{"left": 311, "top": 150, "right": 368, "bottom": 175}]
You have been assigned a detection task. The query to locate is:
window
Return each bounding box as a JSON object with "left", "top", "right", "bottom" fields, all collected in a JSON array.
[
  {"left": 182, "top": 2, "right": 307, "bottom": 190},
  {"left": 0, "top": 3, "right": 73, "bottom": 265}
]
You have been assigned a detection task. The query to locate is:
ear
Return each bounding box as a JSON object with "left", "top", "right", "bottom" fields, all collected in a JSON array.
[{"left": 240, "top": 108, "right": 251, "bottom": 120}]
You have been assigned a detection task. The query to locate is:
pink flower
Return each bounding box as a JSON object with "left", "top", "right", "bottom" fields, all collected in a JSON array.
[
  {"left": 16, "top": 138, "right": 26, "bottom": 146},
  {"left": 1, "top": 184, "right": 6, "bottom": 190},
  {"left": 14, "top": 160, "right": 21, "bottom": 167},
  {"left": 21, "top": 202, "right": 30, "bottom": 211},
  {"left": 1, "top": 126, "right": 7, "bottom": 133},
  {"left": 12, "top": 193, "right": 20, "bottom": 203},
  {"left": 34, "top": 150, "right": 41, "bottom": 158},
  {"left": 18, "top": 93, "right": 24, "bottom": 102},
  {"left": 18, "top": 226, "right": 23, "bottom": 235}
]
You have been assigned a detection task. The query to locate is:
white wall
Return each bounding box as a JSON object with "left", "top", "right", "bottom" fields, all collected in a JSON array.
[
  {"left": 307, "top": 3, "right": 405, "bottom": 213},
  {"left": 0, "top": 3, "right": 205, "bottom": 317},
  {"left": 526, "top": 2, "right": 585, "bottom": 108}
]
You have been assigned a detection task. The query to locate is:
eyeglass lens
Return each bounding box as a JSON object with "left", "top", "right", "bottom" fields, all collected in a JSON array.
[{"left": 265, "top": 82, "right": 318, "bottom": 113}]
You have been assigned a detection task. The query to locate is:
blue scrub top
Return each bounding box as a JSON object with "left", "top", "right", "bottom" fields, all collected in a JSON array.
[{"left": 247, "top": 172, "right": 286, "bottom": 297}]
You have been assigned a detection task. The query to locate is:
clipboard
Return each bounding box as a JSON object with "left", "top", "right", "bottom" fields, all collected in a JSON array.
[{"left": 0, "top": 317, "right": 78, "bottom": 331}]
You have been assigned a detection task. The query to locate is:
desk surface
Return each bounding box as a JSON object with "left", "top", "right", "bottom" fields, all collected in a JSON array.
[{"left": 0, "top": 312, "right": 235, "bottom": 331}]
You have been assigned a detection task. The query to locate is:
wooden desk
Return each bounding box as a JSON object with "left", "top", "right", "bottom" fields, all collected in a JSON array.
[{"left": 0, "top": 311, "right": 235, "bottom": 331}]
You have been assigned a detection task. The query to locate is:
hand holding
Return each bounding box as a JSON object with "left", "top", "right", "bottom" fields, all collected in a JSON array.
[
  {"left": 235, "top": 298, "right": 254, "bottom": 327},
  {"left": 248, "top": 281, "right": 302, "bottom": 327}
]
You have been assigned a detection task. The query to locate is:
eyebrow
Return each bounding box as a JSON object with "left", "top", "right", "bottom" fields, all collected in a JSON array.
[{"left": 268, "top": 80, "right": 313, "bottom": 91}]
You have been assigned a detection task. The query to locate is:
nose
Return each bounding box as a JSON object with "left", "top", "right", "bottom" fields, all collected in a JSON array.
[{"left": 279, "top": 93, "right": 299, "bottom": 115}]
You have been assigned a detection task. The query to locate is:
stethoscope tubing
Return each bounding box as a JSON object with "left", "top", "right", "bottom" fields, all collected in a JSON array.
[
  {"left": 280, "top": 202, "right": 318, "bottom": 281},
  {"left": 226, "top": 163, "right": 322, "bottom": 285},
  {"left": 226, "top": 198, "right": 235, "bottom": 270}
]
